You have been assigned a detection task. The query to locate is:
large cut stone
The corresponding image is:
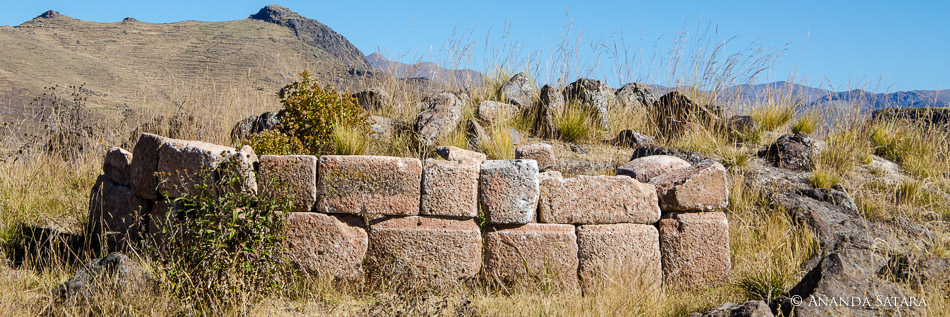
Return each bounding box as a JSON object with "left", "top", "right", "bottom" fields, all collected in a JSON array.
[
  {"left": 365, "top": 216, "right": 481, "bottom": 284},
  {"left": 103, "top": 147, "right": 133, "bottom": 186},
  {"left": 156, "top": 139, "right": 238, "bottom": 198},
  {"left": 478, "top": 100, "right": 519, "bottom": 125},
  {"left": 421, "top": 159, "right": 479, "bottom": 218},
  {"left": 317, "top": 155, "right": 422, "bottom": 216},
  {"left": 515, "top": 143, "right": 556, "bottom": 170},
  {"left": 576, "top": 224, "right": 663, "bottom": 292},
  {"left": 479, "top": 160, "right": 540, "bottom": 224},
  {"left": 484, "top": 224, "right": 579, "bottom": 292},
  {"left": 284, "top": 212, "right": 367, "bottom": 281},
  {"left": 538, "top": 174, "right": 660, "bottom": 224},
  {"left": 259, "top": 155, "right": 317, "bottom": 212},
  {"left": 415, "top": 93, "right": 463, "bottom": 146},
  {"left": 130, "top": 133, "right": 185, "bottom": 200},
  {"left": 658, "top": 212, "right": 731, "bottom": 288},
  {"left": 650, "top": 161, "right": 729, "bottom": 212},
  {"left": 88, "top": 175, "right": 151, "bottom": 243},
  {"left": 617, "top": 155, "right": 692, "bottom": 183},
  {"left": 435, "top": 145, "right": 487, "bottom": 164}
]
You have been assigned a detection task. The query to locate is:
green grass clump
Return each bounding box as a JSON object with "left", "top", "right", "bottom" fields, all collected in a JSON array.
[
  {"left": 554, "top": 105, "right": 600, "bottom": 143},
  {"left": 480, "top": 125, "right": 515, "bottom": 160},
  {"left": 791, "top": 111, "right": 819, "bottom": 134},
  {"left": 810, "top": 166, "right": 841, "bottom": 189},
  {"left": 751, "top": 98, "right": 798, "bottom": 132},
  {"left": 332, "top": 125, "right": 369, "bottom": 155}
]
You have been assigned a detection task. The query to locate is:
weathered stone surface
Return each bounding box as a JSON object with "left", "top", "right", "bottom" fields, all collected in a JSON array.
[
  {"left": 539, "top": 174, "right": 660, "bottom": 224},
  {"left": 156, "top": 139, "right": 237, "bottom": 198},
  {"left": 368, "top": 116, "right": 396, "bottom": 139},
  {"left": 508, "top": 127, "right": 522, "bottom": 146},
  {"left": 576, "top": 224, "right": 662, "bottom": 291},
  {"left": 59, "top": 252, "right": 153, "bottom": 299},
  {"left": 483, "top": 224, "right": 579, "bottom": 292},
  {"left": 88, "top": 175, "right": 150, "bottom": 242},
  {"left": 284, "top": 212, "right": 367, "bottom": 281},
  {"left": 565, "top": 78, "right": 616, "bottom": 128},
  {"left": 220, "top": 145, "right": 259, "bottom": 194},
  {"left": 500, "top": 72, "right": 536, "bottom": 109},
  {"left": 757, "top": 132, "right": 814, "bottom": 171},
  {"left": 415, "top": 93, "right": 463, "bottom": 146},
  {"left": 478, "top": 100, "right": 518, "bottom": 125},
  {"left": 651, "top": 91, "right": 721, "bottom": 138},
  {"left": 465, "top": 119, "right": 491, "bottom": 148},
  {"left": 616, "top": 82, "right": 657, "bottom": 110},
  {"left": 103, "top": 147, "right": 133, "bottom": 186},
  {"left": 365, "top": 216, "right": 481, "bottom": 284},
  {"left": 317, "top": 155, "right": 422, "bottom": 216},
  {"left": 479, "top": 160, "right": 540, "bottom": 224},
  {"left": 353, "top": 88, "right": 396, "bottom": 111},
  {"left": 130, "top": 133, "right": 182, "bottom": 200},
  {"left": 650, "top": 161, "right": 729, "bottom": 212},
  {"left": 549, "top": 158, "right": 615, "bottom": 177},
  {"left": 259, "top": 155, "right": 317, "bottom": 212},
  {"left": 725, "top": 115, "right": 758, "bottom": 141},
  {"left": 421, "top": 159, "right": 479, "bottom": 217},
  {"left": 537, "top": 84, "right": 565, "bottom": 137},
  {"left": 229, "top": 111, "right": 280, "bottom": 142},
  {"left": 608, "top": 130, "right": 656, "bottom": 148},
  {"left": 515, "top": 143, "right": 556, "bottom": 170},
  {"left": 617, "top": 155, "right": 692, "bottom": 183},
  {"left": 658, "top": 212, "right": 731, "bottom": 288},
  {"left": 630, "top": 144, "right": 710, "bottom": 165},
  {"left": 690, "top": 301, "right": 773, "bottom": 317},
  {"left": 435, "top": 145, "right": 487, "bottom": 163}
]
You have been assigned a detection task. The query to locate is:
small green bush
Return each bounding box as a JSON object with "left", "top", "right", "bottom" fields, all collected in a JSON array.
[
  {"left": 274, "top": 71, "right": 369, "bottom": 155},
  {"left": 245, "top": 129, "right": 304, "bottom": 156}
]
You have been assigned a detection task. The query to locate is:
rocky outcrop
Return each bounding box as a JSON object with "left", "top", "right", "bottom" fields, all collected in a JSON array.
[
  {"left": 616, "top": 82, "right": 657, "bottom": 110},
  {"left": 757, "top": 133, "right": 814, "bottom": 171},
  {"left": 230, "top": 112, "right": 280, "bottom": 142},
  {"left": 499, "top": 73, "right": 536, "bottom": 109},
  {"left": 651, "top": 91, "right": 721, "bottom": 138},
  {"left": 415, "top": 93, "right": 464, "bottom": 146},
  {"left": 249, "top": 5, "right": 368, "bottom": 67},
  {"left": 565, "top": 78, "right": 616, "bottom": 128}
]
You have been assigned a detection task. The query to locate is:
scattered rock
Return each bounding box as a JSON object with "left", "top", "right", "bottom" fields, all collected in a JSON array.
[
  {"left": 577, "top": 224, "right": 662, "bottom": 291},
  {"left": 649, "top": 161, "right": 729, "bottom": 212},
  {"left": 651, "top": 91, "right": 721, "bottom": 138},
  {"left": 59, "top": 252, "right": 153, "bottom": 299},
  {"left": 421, "top": 159, "right": 479, "bottom": 218},
  {"left": 616, "top": 82, "right": 657, "bottom": 110},
  {"left": 465, "top": 119, "right": 491, "bottom": 148},
  {"left": 259, "top": 155, "right": 318, "bottom": 212},
  {"left": 538, "top": 174, "right": 660, "bottom": 225},
  {"left": 617, "top": 155, "right": 692, "bottom": 183},
  {"left": 365, "top": 216, "right": 481, "bottom": 285},
  {"left": 629, "top": 144, "right": 710, "bottom": 165},
  {"left": 757, "top": 133, "right": 814, "bottom": 171},
  {"left": 508, "top": 127, "right": 522, "bottom": 146},
  {"left": 515, "top": 143, "right": 556, "bottom": 170},
  {"left": 690, "top": 300, "right": 773, "bottom": 317},
  {"left": 478, "top": 100, "right": 519, "bottom": 126},
  {"left": 352, "top": 88, "right": 396, "bottom": 111},
  {"left": 483, "top": 223, "right": 579, "bottom": 292},
  {"left": 284, "top": 212, "right": 367, "bottom": 281},
  {"left": 434, "top": 146, "right": 487, "bottom": 163},
  {"left": 415, "top": 93, "right": 463, "bottom": 146},
  {"left": 316, "top": 155, "right": 422, "bottom": 216},
  {"left": 499, "top": 73, "right": 536, "bottom": 109},
  {"left": 608, "top": 130, "right": 657, "bottom": 148},
  {"left": 537, "top": 85, "right": 565, "bottom": 137},
  {"left": 565, "top": 78, "right": 615, "bottom": 128},
  {"left": 230, "top": 112, "right": 280, "bottom": 142},
  {"left": 658, "top": 212, "right": 731, "bottom": 288},
  {"left": 103, "top": 147, "right": 133, "bottom": 186},
  {"left": 479, "top": 160, "right": 540, "bottom": 224},
  {"left": 568, "top": 143, "right": 588, "bottom": 154}
]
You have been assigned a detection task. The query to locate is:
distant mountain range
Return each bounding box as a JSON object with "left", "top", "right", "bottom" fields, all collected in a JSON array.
[
  {"left": 365, "top": 53, "right": 485, "bottom": 88},
  {"left": 719, "top": 81, "right": 949, "bottom": 110}
]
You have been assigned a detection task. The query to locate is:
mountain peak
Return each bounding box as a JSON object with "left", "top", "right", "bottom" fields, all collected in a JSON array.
[
  {"left": 36, "top": 10, "right": 62, "bottom": 19},
  {"left": 248, "top": 5, "right": 367, "bottom": 68},
  {"left": 249, "top": 5, "right": 301, "bottom": 23}
]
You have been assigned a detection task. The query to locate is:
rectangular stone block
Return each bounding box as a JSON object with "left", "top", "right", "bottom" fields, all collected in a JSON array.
[
  {"left": 617, "top": 155, "right": 691, "bottom": 183},
  {"left": 538, "top": 174, "right": 660, "bottom": 224},
  {"left": 658, "top": 212, "right": 731, "bottom": 288},
  {"left": 650, "top": 161, "right": 729, "bottom": 212},
  {"left": 130, "top": 133, "right": 183, "bottom": 200},
  {"left": 479, "top": 160, "right": 539, "bottom": 224},
  {"left": 285, "top": 212, "right": 367, "bottom": 281},
  {"left": 515, "top": 143, "right": 556, "bottom": 170},
  {"left": 365, "top": 216, "right": 481, "bottom": 285},
  {"left": 484, "top": 224, "right": 579, "bottom": 292},
  {"left": 435, "top": 145, "right": 487, "bottom": 163},
  {"left": 87, "top": 175, "right": 151, "bottom": 243},
  {"left": 317, "top": 155, "right": 422, "bottom": 216},
  {"left": 577, "top": 223, "right": 662, "bottom": 292},
  {"left": 421, "top": 159, "right": 478, "bottom": 217},
  {"left": 259, "top": 155, "right": 317, "bottom": 212},
  {"left": 157, "top": 139, "right": 237, "bottom": 198}
]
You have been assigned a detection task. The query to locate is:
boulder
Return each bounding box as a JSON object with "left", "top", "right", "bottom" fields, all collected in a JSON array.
[
  {"left": 421, "top": 159, "right": 479, "bottom": 218},
  {"left": 538, "top": 174, "right": 660, "bottom": 224},
  {"left": 690, "top": 301, "right": 773, "bottom": 317},
  {"left": 87, "top": 175, "right": 150, "bottom": 243},
  {"left": 478, "top": 160, "right": 540, "bottom": 224},
  {"left": 499, "top": 72, "right": 536, "bottom": 109},
  {"left": 434, "top": 145, "right": 487, "bottom": 163},
  {"left": 651, "top": 91, "right": 721, "bottom": 138},
  {"left": 367, "top": 116, "right": 396, "bottom": 139},
  {"left": 316, "top": 155, "right": 422, "bottom": 216},
  {"left": 483, "top": 224, "right": 579, "bottom": 292},
  {"left": 725, "top": 115, "right": 758, "bottom": 141},
  {"left": 649, "top": 161, "right": 729, "bottom": 212},
  {"left": 565, "top": 78, "right": 615, "bottom": 128},
  {"left": 130, "top": 133, "right": 183, "bottom": 200},
  {"left": 415, "top": 93, "right": 463, "bottom": 146},
  {"left": 59, "top": 252, "right": 153, "bottom": 299},
  {"left": 658, "top": 212, "right": 731, "bottom": 288},
  {"left": 478, "top": 100, "right": 519, "bottom": 125},
  {"left": 258, "top": 155, "right": 318, "bottom": 212},
  {"left": 155, "top": 139, "right": 239, "bottom": 198},
  {"left": 229, "top": 111, "right": 280, "bottom": 142},
  {"left": 103, "top": 147, "right": 133, "bottom": 186},
  {"left": 537, "top": 85, "right": 565, "bottom": 137},
  {"left": 352, "top": 88, "right": 396, "bottom": 111},
  {"left": 615, "top": 82, "right": 657, "bottom": 110},
  {"left": 284, "top": 212, "right": 367, "bottom": 281},
  {"left": 465, "top": 119, "right": 491, "bottom": 148},
  {"left": 757, "top": 132, "right": 814, "bottom": 171},
  {"left": 515, "top": 143, "right": 556, "bottom": 170},
  {"left": 630, "top": 144, "right": 710, "bottom": 165},
  {"left": 608, "top": 130, "right": 657, "bottom": 148},
  {"left": 365, "top": 216, "right": 481, "bottom": 285},
  {"left": 617, "top": 155, "right": 692, "bottom": 183},
  {"left": 576, "top": 224, "right": 662, "bottom": 292}
]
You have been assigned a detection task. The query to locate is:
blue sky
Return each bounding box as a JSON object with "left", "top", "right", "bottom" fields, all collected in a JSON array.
[{"left": 2, "top": 1, "right": 947, "bottom": 91}]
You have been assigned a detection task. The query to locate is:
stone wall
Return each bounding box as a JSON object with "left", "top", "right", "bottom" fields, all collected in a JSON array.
[{"left": 88, "top": 133, "right": 732, "bottom": 292}]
